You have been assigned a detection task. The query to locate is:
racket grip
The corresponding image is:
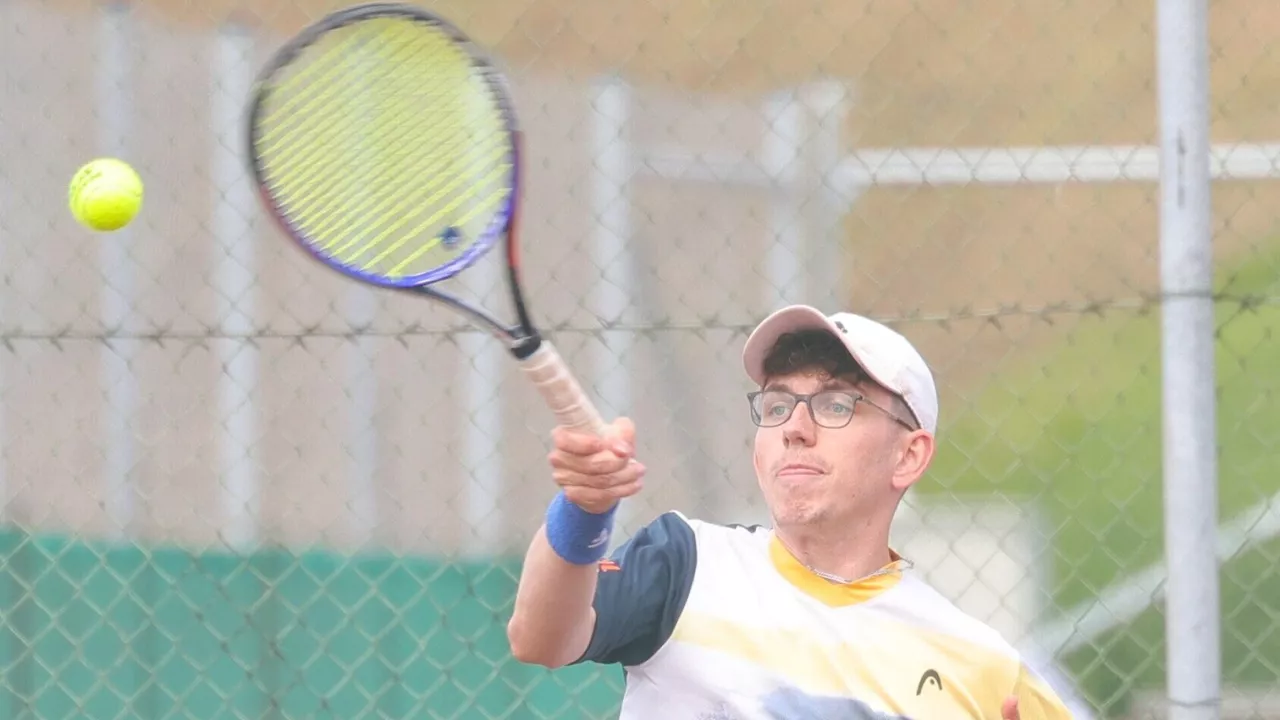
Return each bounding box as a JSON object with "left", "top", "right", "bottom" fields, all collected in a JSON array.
[{"left": 519, "top": 341, "right": 609, "bottom": 437}]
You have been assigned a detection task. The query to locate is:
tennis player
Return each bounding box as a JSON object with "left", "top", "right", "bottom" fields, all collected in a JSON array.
[{"left": 508, "top": 305, "right": 1076, "bottom": 719}]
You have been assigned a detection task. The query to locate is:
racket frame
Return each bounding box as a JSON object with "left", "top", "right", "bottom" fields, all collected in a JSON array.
[
  {"left": 246, "top": 3, "right": 610, "bottom": 437},
  {"left": 245, "top": 2, "right": 538, "bottom": 357}
]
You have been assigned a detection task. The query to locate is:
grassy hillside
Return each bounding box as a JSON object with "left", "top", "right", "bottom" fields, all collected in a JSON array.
[{"left": 923, "top": 242, "right": 1280, "bottom": 715}]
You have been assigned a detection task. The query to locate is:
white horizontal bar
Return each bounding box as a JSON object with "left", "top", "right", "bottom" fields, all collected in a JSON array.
[
  {"left": 638, "top": 142, "right": 1280, "bottom": 187},
  {"left": 838, "top": 142, "right": 1280, "bottom": 186}
]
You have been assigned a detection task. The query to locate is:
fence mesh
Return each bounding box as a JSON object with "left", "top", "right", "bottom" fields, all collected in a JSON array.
[{"left": 1, "top": 0, "right": 1279, "bottom": 718}]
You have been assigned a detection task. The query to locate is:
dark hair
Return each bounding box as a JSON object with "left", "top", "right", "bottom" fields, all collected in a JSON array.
[
  {"left": 761, "top": 329, "right": 918, "bottom": 429},
  {"left": 761, "top": 330, "right": 869, "bottom": 383}
]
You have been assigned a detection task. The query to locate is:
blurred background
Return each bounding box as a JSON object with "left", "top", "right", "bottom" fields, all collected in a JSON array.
[{"left": 1, "top": 0, "right": 1279, "bottom": 717}]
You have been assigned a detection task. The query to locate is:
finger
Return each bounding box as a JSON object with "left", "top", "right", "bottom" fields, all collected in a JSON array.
[
  {"left": 548, "top": 447, "right": 635, "bottom": 475},
  {"left": 1001, "top": 696, "right": 1019, "bottom": 720},
  {"left": 563, "top": 476, "right": 644, "bottom": 510},
  {"left": 551, "top": 425, "right": 608, "bottom": 457},
  {"left": 553, "top": 460, "right": 646, "bottom": 490},
  {"left": 606, "top": 416, "right": 636, "bottom": 456},
  {"left": 607, "top": 475, "right": 644, "bottom": 499}
]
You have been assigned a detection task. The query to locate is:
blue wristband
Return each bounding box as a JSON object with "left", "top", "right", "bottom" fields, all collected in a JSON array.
[{"left": 545, "top": 492, "right": 617, "bottom": 565}]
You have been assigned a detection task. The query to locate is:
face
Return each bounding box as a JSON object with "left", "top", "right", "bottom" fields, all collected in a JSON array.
[{"left": 751, "top": 369, "right": 934, "bottom": 532}]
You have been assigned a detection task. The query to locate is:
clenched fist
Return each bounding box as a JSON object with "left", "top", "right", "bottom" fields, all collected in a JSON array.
[{"left": 547, "top": 417, "right": 646, "bottom": 513}]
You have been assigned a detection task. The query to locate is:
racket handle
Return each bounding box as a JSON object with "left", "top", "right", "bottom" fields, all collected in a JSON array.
[{"left": 519, "top": 341, "right": 609, "bottom": 437}]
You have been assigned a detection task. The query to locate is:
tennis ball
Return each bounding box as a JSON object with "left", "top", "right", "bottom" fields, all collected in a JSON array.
[{"left": 68, "top": 158, "right": 144, "bottom": 232}]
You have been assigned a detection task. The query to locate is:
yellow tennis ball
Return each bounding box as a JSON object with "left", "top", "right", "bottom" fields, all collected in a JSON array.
[{"left": 68, "top": 158, "right": 144, "bottom": 232}]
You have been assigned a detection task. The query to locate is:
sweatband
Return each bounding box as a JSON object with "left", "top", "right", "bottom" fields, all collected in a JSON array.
[{"left": 545, "top": 491, "right": 617, "bottom": 565}]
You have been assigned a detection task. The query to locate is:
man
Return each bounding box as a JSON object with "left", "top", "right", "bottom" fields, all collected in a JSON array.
[{"left": 507, "top": 304, "right": 1075, "bottom": 719}]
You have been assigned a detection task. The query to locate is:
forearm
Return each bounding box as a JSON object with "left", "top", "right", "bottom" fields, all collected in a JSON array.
[
  {"left": 507, "top": 525, "right": 600, "bottom": 667},
  {"left": 510, "top": 419, "right": 641, "bottom": 667}
]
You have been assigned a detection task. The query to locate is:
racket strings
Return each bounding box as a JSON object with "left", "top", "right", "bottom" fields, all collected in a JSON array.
[
  {"left": 254, "top": 16, "right": 513, "bottom": 282},
  {"left": 260, "top": 19, "right": 476, "bottom": 196},
  {"left": 322, "top": 90, "right": 505, "bottom": 256},
  {"left": 359, "top": 137, "right": 512, "bottom": 269},
  {"left": 259, "top": 25, "right": 453, "bottom": 187},
  {"left": 257, "top": 20, "right": 435, "bottom": 148},
  {"left": 286, "top": 107, "right": 475, "bottom": 242}
]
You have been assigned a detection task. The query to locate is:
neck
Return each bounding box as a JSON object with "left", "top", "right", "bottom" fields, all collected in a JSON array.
[{"left": 773, "top": 517, "right": 894, "bottom": 583}]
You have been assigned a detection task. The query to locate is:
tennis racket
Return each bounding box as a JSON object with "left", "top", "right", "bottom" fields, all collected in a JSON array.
[{"left": 245, "top": 3, "right": 606, "bottom": 437}]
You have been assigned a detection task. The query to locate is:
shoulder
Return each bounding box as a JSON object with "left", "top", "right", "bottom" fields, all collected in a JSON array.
[
  {"left": 629, "top": 510, "right": 768, "bottom": 545},
  {"left": 629, "top": 509, "right": 699, "bottom": 541},
  {"left": 614, "top": 512, "right": 771, "bottom": 577},
  {"left": 880, "top": 574, "right": 1077, "bottom": 714},
  {"left": 573, "top": 511, "right": 771, "bottom": 668},
  {"left": 874, "top": 576, "right": 1077, "bottom": 711},
  {"left": 884, "top": 574, "right": 1021, "bottom": 658},
  {"left": 666, "top": 512, "right": 771, "bottom": 546}
]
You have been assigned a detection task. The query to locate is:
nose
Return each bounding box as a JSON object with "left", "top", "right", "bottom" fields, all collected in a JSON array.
[{"left": 782, "top": 400, "right": 817, "bottom": 447}]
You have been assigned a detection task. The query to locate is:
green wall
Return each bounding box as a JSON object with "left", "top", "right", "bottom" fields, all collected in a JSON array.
[{"left": 0, "top": 531, "right": 623, "bottom": 719}]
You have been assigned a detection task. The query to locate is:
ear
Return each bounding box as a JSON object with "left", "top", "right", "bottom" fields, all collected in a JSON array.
[
  {"left": 752, "top": 430, "right": 764, "bottom": 478},
  {"left": 891, "top": 430, "right": 935, "bottom": 492}
]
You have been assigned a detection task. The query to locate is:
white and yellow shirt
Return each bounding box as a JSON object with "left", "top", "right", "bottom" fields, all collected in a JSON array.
[{"left": 574, "top": 511, "right": 1076, "bottom": 719}]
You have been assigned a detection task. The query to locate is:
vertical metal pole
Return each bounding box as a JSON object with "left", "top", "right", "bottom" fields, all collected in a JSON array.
[
  {"left": 0, "top": 0, "right": 12, "bottom": 526},
  {"left": 98, "top": 2, "right": 136, "bottom": 540},
  {"left": 345, "top": 48, "right": 380, "bottom": 549},
  {"left": 591, "top": 76, "right": 634, "bottom": 531},
  {"left": 801, "top": 80, "right": 849, "bottom": 311},
  {"left": 1157, "top": 1, "right": 1220, "bottom": 718},
  {"left": 346, "top": 287, "right": 379, "bottom": 547},
  {"left": 460, "top": 87, "right": 505, "bottom": 555},
  {"left": 763, "top": 90, "right": 804, "bottom": 308},
  {"left": 459, "top": 283, "right": 503, "bottom": 555},
  {"left": 213, "top": 24, "right": 259, "bottom": 552}
]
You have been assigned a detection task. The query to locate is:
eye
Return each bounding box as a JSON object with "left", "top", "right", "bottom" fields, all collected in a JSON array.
[
  {"left": 817, "top": 394, "right": 855, "bottom": 416},
  {"left": 759, "top": 392, "right": 794, "bottom": 417}
]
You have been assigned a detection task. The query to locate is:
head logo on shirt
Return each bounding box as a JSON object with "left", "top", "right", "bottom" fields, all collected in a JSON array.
[{"left": 916, "top": 669, "right": 942, "bottom": 695}]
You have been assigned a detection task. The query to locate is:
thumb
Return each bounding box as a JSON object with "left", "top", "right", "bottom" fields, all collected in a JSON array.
[
  {"left": 606, "top": 416, "right": 636, "bottom": 456},
  {"left": 1001, "top": 696, "right": 1019, "bottom": 720}
]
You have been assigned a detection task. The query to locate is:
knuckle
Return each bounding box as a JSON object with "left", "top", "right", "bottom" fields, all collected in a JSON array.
[{"left": 591, "top": 454, "right": 626, "bottom": 474}]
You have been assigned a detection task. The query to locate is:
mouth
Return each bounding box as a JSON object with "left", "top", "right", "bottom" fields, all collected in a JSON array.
[{"left": 776, "top": 463, "right": 825, "bottom": 477}]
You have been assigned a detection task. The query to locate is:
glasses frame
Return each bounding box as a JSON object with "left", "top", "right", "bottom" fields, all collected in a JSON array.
[{"left": 746, "top": 389, "right": 918, "bottom": 431}]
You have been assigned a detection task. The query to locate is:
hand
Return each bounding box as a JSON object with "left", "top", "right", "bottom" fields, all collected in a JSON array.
[
  {"left": 1002, "top": 696, "right": 1019, "bottom": 720},
  {"left": 547, "top": 417, "right": 645, "bottom": 513}
]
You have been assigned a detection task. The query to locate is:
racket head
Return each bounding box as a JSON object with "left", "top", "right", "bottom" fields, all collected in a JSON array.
[{"left": 246, "top": 3, "right": 520, "bottom": 290}]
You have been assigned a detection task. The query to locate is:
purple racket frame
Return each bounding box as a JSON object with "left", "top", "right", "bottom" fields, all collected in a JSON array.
[{"left": 245, "top": 3, "right": 542, "bottom": 354}]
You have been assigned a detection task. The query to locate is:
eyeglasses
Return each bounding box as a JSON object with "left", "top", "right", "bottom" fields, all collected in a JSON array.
[{"left": 747, "top": 389, "right": 917, "bottom": 431}]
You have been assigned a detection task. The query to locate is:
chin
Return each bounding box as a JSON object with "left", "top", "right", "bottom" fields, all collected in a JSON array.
[{"left": 769, "top": 496, "right": 827, "bottom": 527}]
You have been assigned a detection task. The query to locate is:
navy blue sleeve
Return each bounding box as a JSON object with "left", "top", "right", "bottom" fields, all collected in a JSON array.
[{"left": 572, "top": 511, "right": 697, "bottom": 667}]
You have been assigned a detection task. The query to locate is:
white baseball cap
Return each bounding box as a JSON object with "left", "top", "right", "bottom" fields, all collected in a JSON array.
[{"left": 742, "top": 305, "right": 939, "bottom": 434}]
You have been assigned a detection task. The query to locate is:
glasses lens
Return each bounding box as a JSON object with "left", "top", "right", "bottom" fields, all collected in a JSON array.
[
  {"left": 812, "top": 391, "right": 857, "bottom": 427},
  {"left": 751, "top": 390, "right": 862, "bottom": 428},
  {"left": 752, "top": 391, "right": 795, "bottom": 426}
]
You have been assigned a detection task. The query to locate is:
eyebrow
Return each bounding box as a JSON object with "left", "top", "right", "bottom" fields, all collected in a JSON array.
[{"left": 763, "top": 378, "right": 863, "bottom": 393}]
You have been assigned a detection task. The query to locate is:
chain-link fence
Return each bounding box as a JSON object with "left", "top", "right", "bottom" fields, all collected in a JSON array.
[{"left": 1, "top": 0, "right": 1278, "bottom": 718}]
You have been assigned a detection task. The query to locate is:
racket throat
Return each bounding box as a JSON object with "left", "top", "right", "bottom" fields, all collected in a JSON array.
[{"left": 509, "top": 333, "right": 542, "bottom": 360}]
